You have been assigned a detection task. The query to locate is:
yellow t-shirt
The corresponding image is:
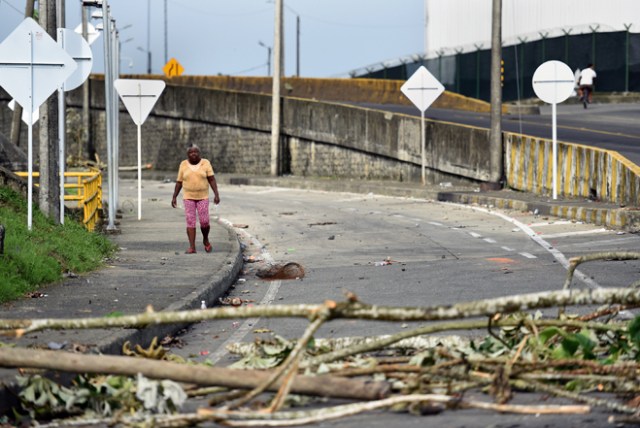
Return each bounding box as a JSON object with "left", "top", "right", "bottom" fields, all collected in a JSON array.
[{"left": 177, "top": 159, "right": 214, "bottom": 200}]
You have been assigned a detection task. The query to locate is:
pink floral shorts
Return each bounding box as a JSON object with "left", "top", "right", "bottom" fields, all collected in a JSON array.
[{"left": 183, "top": 199, "right": 210, "bottom": 228}]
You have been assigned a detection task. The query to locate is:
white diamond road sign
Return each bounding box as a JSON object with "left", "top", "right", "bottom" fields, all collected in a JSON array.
[
  {"left": 74, "top": 22, "right": 100, "bottom": 46},
  {"left": 114, "top": 79, "right": 166, "bottom": 126},
  {"left": 8, "top": 98, "right": 38, "bottom": 125},
  {"left": 401, "top": 65, "right": 445, "bottom": 112},
  {"left": 58, "top": 28, "right": 93, "bottom": 91},
  {"left": 532, "top": 60, "right": 575, "bottom": 105},
  {"left": 0, "top": 18, "right": 77, "bottom": 112}
]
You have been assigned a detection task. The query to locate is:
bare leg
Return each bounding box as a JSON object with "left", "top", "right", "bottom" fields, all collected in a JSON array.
[
  {"left": 202, "top": 225, "right": 210, "bottom": 246},
  {"left": 186, "top": 227, "right": 197, "bottom": 253}
]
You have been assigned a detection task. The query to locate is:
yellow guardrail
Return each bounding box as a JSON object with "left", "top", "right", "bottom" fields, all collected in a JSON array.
[
  {"left": 504, "top": 132, "right": 640, "bottom": 206},
  {"left": 15, "top": 170, "right": 103, "bottom": 231}
]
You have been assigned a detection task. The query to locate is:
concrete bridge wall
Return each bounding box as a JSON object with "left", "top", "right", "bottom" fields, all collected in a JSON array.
[
  {"left": 2, "top": 77, "right": 640, "bottom": 206},
  {"left": 59, "top": 81, "right": 494, "bottom": 185}
]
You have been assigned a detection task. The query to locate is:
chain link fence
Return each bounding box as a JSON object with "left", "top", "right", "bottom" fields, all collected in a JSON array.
[{"left": 354, "top": 30, "right": 640, "bottom": 102}]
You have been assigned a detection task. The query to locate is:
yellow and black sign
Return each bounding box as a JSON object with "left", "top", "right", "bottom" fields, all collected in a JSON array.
[{"left": 163, "top": 58, "right": 184, "bottom": 78}]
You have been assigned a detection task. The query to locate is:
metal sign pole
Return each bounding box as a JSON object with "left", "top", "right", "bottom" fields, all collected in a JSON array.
[
  {"left": 552, "top": 102, "right": 558, "bottom": 200},
  {"left": 57, "top": 29, "right": 66, "bottom": 225},
  {"left": 531, "top": 60, "right": 574, "bottom": 201},
  {"left": 58, "top": 85, "right": 65, "bottom": 224},
  {"left": 103, "top": 1, "right": 116, "bottom": 230},
  {"left": 400, "top": 66, "right": 444, "bottom": 187},
  {"left": 421, "top": 110, "right": 425, "bottom": 186},
  {"left": 0, "top": 18, "right": 76, "bottom": 231},
  {"left": 27, "top": 29, "right": 34, "bottom": 231},
  {"left": 137, "top": 123, "right": 142, "bottom": 220},
  {"left": 114, "top": 79, "right": 166, "bottom": 221}
]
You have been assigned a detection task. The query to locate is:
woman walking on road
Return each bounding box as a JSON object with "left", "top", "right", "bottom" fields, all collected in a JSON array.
[{"left": 171, "top": 145, "right": 220, "bottom": 254}]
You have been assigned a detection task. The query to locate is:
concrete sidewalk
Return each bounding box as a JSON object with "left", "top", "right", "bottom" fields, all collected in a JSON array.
[
  {"left": 0, "top": 174, "right": 637, "bottom": 412},
  {"left": 0, "top": 179, "right": 242, "bottom": 412}
]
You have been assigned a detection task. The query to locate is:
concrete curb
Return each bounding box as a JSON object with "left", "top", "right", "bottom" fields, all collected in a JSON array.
[
  {"left": 0, "top": 221, "right": 243, "bottom": 415},
  {"left": 94, "top": 220, "right": 243, "bottom": 357},
  {"left": 438, "top": 192, "right": 640, "bottom": 232}
]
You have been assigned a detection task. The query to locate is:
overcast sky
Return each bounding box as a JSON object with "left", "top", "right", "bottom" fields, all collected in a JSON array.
[{"left": 0, "top": 0, "right": 426, "bottom": 78}]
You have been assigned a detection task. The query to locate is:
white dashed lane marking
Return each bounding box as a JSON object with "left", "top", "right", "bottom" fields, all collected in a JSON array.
[{"left": 519, "top": 252, "right": 538, "bottom": 259}]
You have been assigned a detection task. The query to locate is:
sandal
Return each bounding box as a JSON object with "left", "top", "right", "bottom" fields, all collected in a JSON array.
[
  {"left": 186, "top": 248, "right": 197, "bottom": 254},
  {"left": 204, "top": 243, "right": 212, "bottom": 253}
]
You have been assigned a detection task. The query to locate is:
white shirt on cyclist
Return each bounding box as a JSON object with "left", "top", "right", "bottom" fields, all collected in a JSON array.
[{"left": 579, "top": 67, "right": 597, "bottom": 86}]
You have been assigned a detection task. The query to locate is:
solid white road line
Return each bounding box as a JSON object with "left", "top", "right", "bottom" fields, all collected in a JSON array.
[
  {"left": 210, "top": 217, "right": 283, "bottom": 364},
  {"left": 539, "top": 228, "right": 609, "bottom": 239},
  {"left": 527, "top": 220, "right": 574, "bottom": 227}
]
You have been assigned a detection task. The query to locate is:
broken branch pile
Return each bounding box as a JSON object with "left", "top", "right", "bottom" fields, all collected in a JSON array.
[{"left": 1, "top": 252, "right": 640, "bottom": 426}]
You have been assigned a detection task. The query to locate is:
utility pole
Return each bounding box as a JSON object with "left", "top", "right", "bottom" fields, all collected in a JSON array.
[
  {"left": 81, "top": 4, "right": 93, "bottom": 160},
  {"left": 164, "top": 0, "right": 168, "bottom": 64},
  {"left": 9, "top": 0, "right": 35, "bottom": 148},
  {"left": 488, "top": 0, "right": 503, "bottom": 189},
  {"left": 270, "top": 0, "right": 283, "bottom": 176},
  {"left": 38, "top": 0, "right": 61, "bottom": 221},
  {"left": 296, "top": 15, "right": 300, "bottom": 77}
]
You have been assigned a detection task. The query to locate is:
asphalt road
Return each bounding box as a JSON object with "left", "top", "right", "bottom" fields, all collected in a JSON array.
[
  {"left": 169, "top": 184, "right": 640, "bottom": 427},
  {"left": 356, "top": 102, "right": 640, "bottom": 167}
]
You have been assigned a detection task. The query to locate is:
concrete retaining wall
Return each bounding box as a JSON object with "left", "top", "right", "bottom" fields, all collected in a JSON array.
[
  {"left": 3, "top": 77, "right": 639, "bottom": 206},
  {"left": 505, "top": 132, "right": 640, "bottom": 205},
  {"left": 58, "top": 81, "right": 494, "bottom": 185}
]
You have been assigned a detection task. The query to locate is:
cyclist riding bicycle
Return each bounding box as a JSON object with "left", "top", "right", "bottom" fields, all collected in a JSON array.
[{"left": 578, "top": 63, "right": 597, "bottom": 109}]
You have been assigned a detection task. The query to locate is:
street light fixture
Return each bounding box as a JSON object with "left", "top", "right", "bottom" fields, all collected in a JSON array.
[{"left": 258, "top": 41, "right": 272, "bottom": 76}]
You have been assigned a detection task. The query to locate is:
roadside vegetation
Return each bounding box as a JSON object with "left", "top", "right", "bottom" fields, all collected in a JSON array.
[{"left": 0, "top": 185, "right": 116, "bottom": 304}]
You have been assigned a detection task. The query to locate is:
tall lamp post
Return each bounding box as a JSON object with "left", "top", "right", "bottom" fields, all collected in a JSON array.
[
  {"left": 137, "top": 46, "right": 152, "bottom": 74},
  {"left": 89, "top": 1, "right": 119, "bottom": 230},
  {"left": 258, "top": 41, "right": 272, "bottom": 76},
  {"left": 295, "top": 14, "right": 300, "bottom": 76}
]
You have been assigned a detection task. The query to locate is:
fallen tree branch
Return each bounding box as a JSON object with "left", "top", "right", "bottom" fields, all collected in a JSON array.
[
  {"left": 559, "top": 251, "right": 640, "bottom": 317},
  {"left": 301, "top": 317, "right": 625, "bottom": 368},
  {"left": 1, "top": 287, "right": 638, "bottom": 336},
  {"left": 229, "top": 308, "right": 330, "bottom": 411},
  {"left": 37, "top": 394, "right": 591, "bottom": 428},
  {"left": 0, "top": 347, "right": 390, "bottom": 401},
  {"left": 563, "top": 252, "right": 640, "bottom": 292},
  {"left": 513, "top": 378, "right": 638, "bottom": 414}
]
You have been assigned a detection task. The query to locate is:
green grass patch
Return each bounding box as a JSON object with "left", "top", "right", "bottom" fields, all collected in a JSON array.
[{"left": 0, "top": 186, "right": 117, "bottom": 304}]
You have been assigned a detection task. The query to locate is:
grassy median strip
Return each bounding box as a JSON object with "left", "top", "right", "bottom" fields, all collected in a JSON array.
[{"left": 0, "top": 186, "right": 116, "bottom": 304}]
